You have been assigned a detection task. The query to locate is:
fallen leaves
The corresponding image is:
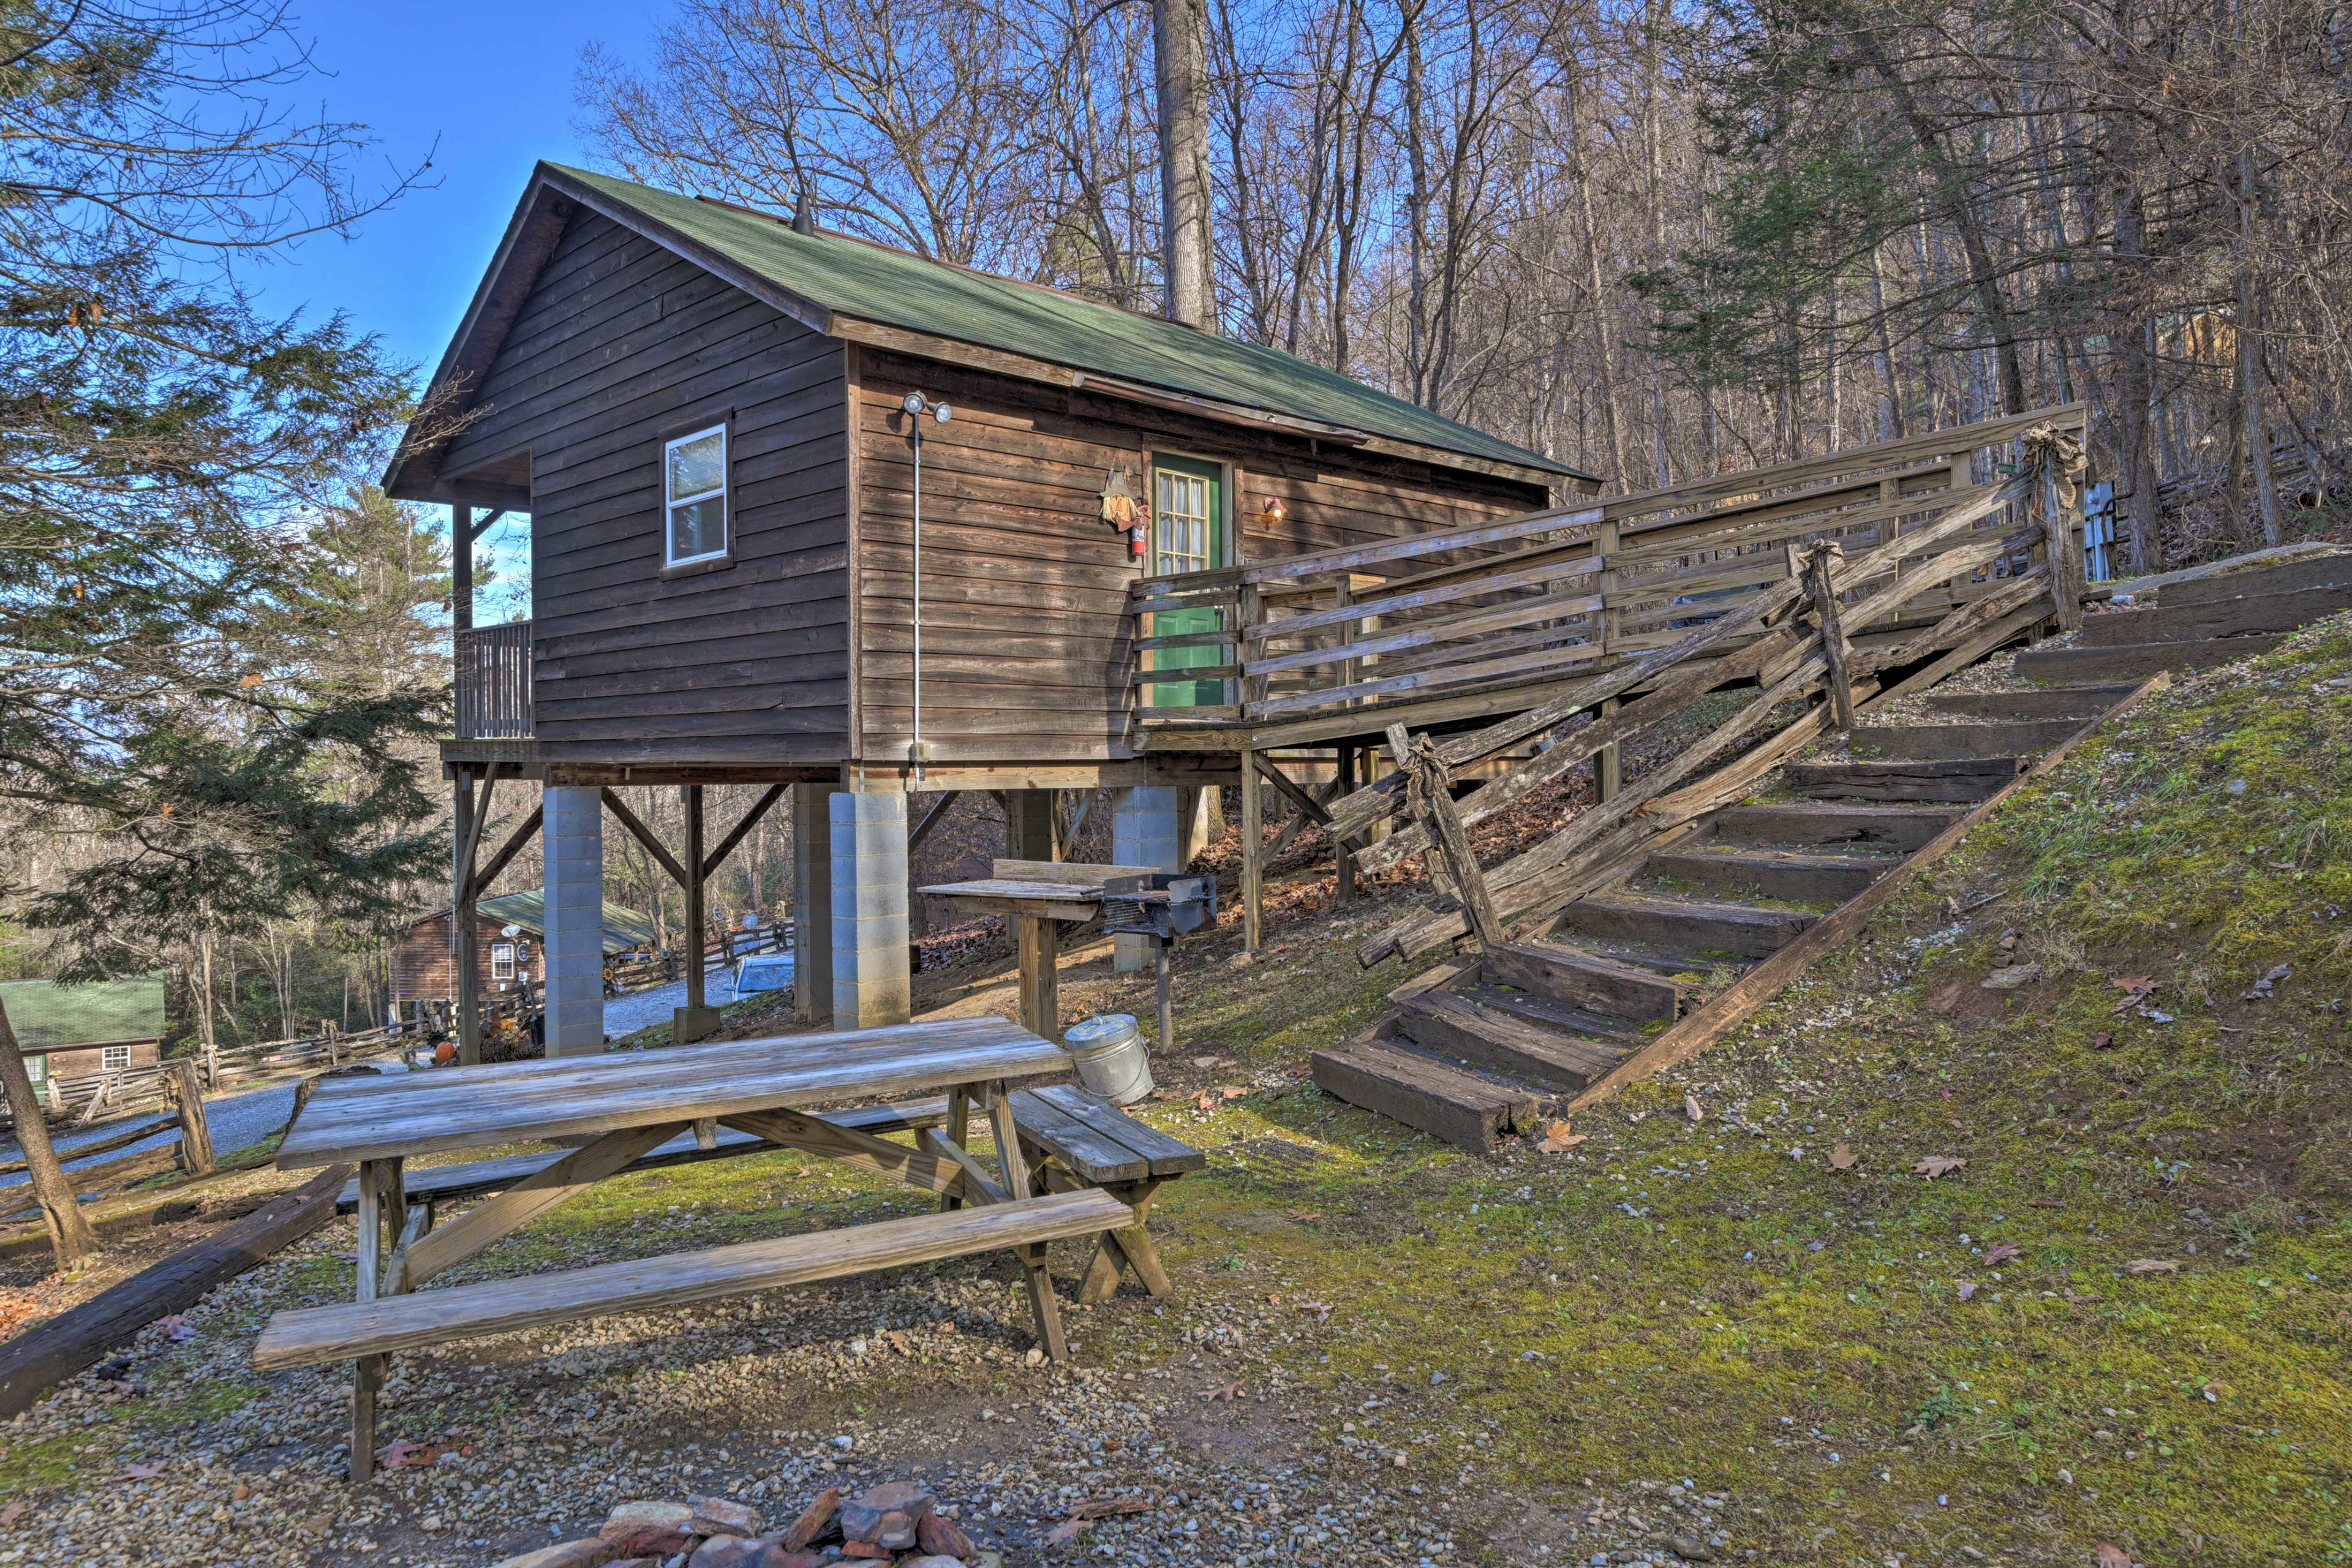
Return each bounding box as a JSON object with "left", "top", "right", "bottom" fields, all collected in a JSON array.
[
  {"left": 1534, "top": 1119, "right": 1588, "bottom": 1154},
  {"left": 1984, "top": 1240, "right": 2022, "bottom": 1266},
  {"left": 1827, "top": 1140, "right": 1858, "bottom": 1171},
  {"left": 1913, "top": 1155, "right": 1968, "bottom": 1179},
  {"left": 1192, "top": 1085, "right": 1248, "bottom": 1111},
  {"left": 1955, "top": 1280, "right": 1978, "bottom": 1301},
  {"left": 1044, "top": 1519, "right": 1090, "bottom": 1546},
  {"left": 110, "top": 1461, "right": 164, "bottom": 1482},
  {"left": 1197, "top": 1379, "right": 1243, "bottom": 1402},
  {"left": 2124, "top": 1259, "right": 2182, "bottom": 1275},
  {"left": 372, "top": 1439, "right": 445, "bottom": 1469},
  {"left": 0, "top": 1501, "right": 21, "bottom": 1528},
  {"left": 2094, "top": 1544, "right": 2133, "bottom": 1568},
  {"left": 2108, "top": 975, "right": 2161, "bottom": 1013},
  {"left": 154, "top": 1314, "right": 196, "bottom": 1343}
]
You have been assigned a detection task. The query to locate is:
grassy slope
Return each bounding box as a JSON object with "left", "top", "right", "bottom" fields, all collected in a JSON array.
[
  {"left": 1161, "top": 616, "right": 2352, "bottom": 1566},
  {"left": 9, "top": 627, "right": 2350, "bottom": 1568}
]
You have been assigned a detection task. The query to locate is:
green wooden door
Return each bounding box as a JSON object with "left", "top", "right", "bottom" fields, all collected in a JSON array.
[{"left": 1146, "top": 454, "right": 1226, "bottom": 707}]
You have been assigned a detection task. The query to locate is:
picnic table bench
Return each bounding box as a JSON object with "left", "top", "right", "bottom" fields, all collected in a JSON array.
[{"left": 254, "top": 1020, "right": 1201, "bottom": 1482}]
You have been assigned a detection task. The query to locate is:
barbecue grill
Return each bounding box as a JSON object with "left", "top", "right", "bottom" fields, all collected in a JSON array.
[{"left": 1100, "top": 873, "right": 1215, "bottom": 1054}]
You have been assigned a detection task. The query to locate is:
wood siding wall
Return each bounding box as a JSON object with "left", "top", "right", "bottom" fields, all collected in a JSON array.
[
  {"left": 391, "top": 913, "right": 540, "bottom": 1008},
  {"left": 439, "top": 209, "right": 853, "bottom": 764},
  {"left": 853, "top": 349, "right": 1550, "bottom": 763}
]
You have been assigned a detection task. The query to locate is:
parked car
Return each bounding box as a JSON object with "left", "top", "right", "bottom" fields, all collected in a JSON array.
[{"left": 733, "top": 953, "right": 794, "bottom": 997}]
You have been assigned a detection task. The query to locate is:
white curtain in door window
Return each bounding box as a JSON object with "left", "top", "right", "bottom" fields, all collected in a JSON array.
[{"left": 1154, "top": 470, "right": 1212, "bottom": 574}]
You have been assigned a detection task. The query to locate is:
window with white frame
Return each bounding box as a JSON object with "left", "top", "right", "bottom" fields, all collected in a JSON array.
[
  {"left": 491, "top": 942, "right": 516, "bottom": 981},
  {"left": 101, "top": 1044, "right": 130, "bottom": 1073},
  {"left": 664, "top": 424, "right": 729, "bottom": 566}
]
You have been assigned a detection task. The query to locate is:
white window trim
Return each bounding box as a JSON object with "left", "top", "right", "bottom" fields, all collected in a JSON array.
[
  {"left": 491, "top": 942, "right": 516, "bottom": 981},
  {"left": 100, "top": 1044, "right": 131, "bottom": 1073},
  {"left": 663, "top": 423, "right": 731, "bottom": 568}
]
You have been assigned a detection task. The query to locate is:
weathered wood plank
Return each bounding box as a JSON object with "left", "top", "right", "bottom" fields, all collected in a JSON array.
[{"left": 251, "top": 1188, "right": 1133, "bottom": 1369}]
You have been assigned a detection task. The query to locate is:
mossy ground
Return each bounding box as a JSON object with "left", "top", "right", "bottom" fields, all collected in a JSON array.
[{"left": 10, "top": 626, "right": 2352, "bottom": 1567}]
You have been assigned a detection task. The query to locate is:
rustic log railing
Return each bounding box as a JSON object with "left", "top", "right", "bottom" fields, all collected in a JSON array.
[
  {"left": 1128, "top": 406, "right": 2089, "bottom": 747},
  {"left": 454, "top": 619, "right": 533, "bottom": 741}
]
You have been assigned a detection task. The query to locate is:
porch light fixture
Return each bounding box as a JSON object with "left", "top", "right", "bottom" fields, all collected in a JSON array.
[
  {"left": 901, "top": 393, "right": 955, "bottom": 780},
  {"left": 1259, "top": 496, "right": 1286, "bottom": 527}
]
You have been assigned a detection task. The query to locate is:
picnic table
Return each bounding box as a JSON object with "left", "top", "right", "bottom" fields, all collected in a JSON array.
[
  {"left": 921, "top": 859, "right": 1156, "bottom": 1044},
  {"left": 251, "top": 1019, "right": 1134, "bottom": 1482}
]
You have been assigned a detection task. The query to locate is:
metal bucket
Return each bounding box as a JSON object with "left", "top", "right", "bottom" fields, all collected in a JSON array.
[{"left": 1062, "top": 1013, "right": 1154, "bottom": 1106}]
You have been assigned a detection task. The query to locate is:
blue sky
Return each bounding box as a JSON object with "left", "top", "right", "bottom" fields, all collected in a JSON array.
[{"left": 253, "top": 1, "right": 660, "bottom": 616}]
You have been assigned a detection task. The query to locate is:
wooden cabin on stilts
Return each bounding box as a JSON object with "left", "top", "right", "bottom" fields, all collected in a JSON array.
[{"left": 386, "top": 162, "right": 1595, "bottom": 1061}]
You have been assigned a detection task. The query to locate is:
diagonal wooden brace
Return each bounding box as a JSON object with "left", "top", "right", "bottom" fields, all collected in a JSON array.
[{"left": 721, "top": 1107, "right": 987, "bottom": 1203}]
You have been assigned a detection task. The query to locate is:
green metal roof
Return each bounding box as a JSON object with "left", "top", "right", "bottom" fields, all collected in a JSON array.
[
  {"left": 478, "top": 891, "right": 659, "bottom": 956},
  {"left": 547, "top": 164, "right": 1584, "bottom": 481},
  {"left": 0, "top": 974, "right": 166, "bottom": 1050}
]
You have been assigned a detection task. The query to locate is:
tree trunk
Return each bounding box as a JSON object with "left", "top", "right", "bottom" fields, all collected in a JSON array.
[
  {"left": 0, "top": 1000, "right": 94, "bottom": 1270},
  {"left": 1153, "top": 0, "right": 1215, "bottom": 330}
]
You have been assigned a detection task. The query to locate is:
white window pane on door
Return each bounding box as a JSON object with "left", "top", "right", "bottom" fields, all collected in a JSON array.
[
  {"left": 668, "top": 429, "right": 725, "bottom": 502},
  {"left": 1154, "top": 470, "right": 1212, "bottom": 573}
]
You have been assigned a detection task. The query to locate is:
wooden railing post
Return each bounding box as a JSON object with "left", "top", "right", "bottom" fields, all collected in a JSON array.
[{"left": 1594, "top": 519, "right": 1623, "bottom": 798}]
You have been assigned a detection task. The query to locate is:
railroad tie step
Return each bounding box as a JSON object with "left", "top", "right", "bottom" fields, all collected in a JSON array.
[
  {"left": 1781, "top": 756, "right": 2021, "bottom": 802},
  {"left": 1844, "top": 719, "right": 2082, "bottom": 763},
  {"left": 1708, "top": 803, "right": 1966, "bottom": 852},
  {"left": 1921, "top": 685, "right": 2136, "bottom": 722},
  {"left": 2158, "top": 554, "right": 2352, "bottom": 608},
  {"left": 1308, "top": 1036, "right": 1546, "bottom": 1153},
  {"left": 1643, "top": 844, "right": 1899, "bottom": 905},
  {"left": 2014, "top": 635, "right": 2285, "bottom": 683},
  {"left": 1551, "top": 889, "right": 1815, "bottom": 960},
  {"left": 1395, "top": 992, "right": 1626, "bottom": 1091},
  {"left": 2082, "top": 581, "right": 2352, "bottom": 646},
  {"left": 1482, "top": 940, "right": 1690, "bottom": 1023}
]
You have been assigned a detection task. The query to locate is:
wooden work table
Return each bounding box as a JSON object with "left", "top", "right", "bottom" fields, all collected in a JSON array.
[{"left": 921, "top": 859, "right": 1155, "bottom": 1044}]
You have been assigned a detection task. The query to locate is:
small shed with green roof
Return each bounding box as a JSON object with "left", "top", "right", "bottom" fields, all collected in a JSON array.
[{"left": 0, "top": 974, "right": 167, "bottom": 1083}]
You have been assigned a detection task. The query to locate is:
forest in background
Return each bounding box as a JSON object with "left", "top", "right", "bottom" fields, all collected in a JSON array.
[{"left": 581, "top": 0, "right": 2352, "bottom": 573}]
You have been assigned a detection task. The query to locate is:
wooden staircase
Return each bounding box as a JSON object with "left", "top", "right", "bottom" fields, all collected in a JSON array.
[
  {"left": 2015, "top": 554, "right": 2352, "bottom": 682},
  {"left": 1311, "top": 698, "right": 2123, "bottom": 1151},
  {"left": 1311, "top": 551, "right": 2352, "bottom": 1153}
]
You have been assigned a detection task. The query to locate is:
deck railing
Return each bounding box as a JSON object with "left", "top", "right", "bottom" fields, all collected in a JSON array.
[
  {"left": 455, "top": 619, "right": 534, "bottom": 739},
  {"left": 1128, "top": 406, "right": 2089, "bottom": 737}
]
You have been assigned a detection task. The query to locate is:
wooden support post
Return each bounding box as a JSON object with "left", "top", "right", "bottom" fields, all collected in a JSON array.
[
  {"left": 677, "top": 786, "right": 717, "bottom": 1043},
  {"left": 1016, "top": 916, "right": 1061, "bottom": 1044},
  {"left": 1387, "top": 722, "right": 1503, "bottom": 945},
  {"left": 451, "top": 766, "right": 483, "bottom": 1068},
  {"left": 1005, "top": 790, "right": 1057, "bottom": 864},
  {"left": 1153, "top": 936, "right": 1175, "bottom": 1056},
  {"left": 683, "top": 788, "right": 706, "bottom": 1014},
  {"left": 1596, "top": 697, "right": 1622, "bottom": 802},
  {"left": 1333, "top": 743, "right": 1357, "bottom": 908},
  {"left": 1807, "top": 542, "right": 1856, "bottom": 731},
  {"left": 986, "top": 1085, "right": 1068, "bottom": 1361},
  {"left": 165, "top": 1060, "right": 213, "bottom": 1177},
  {"left": 1239, "top": 747, "right": 1263, "bottom": 951},
  {"left": 451, "top": 505, "right": 472, "bottom": 636},
  {"left": 350, "top": 1158, "right": 387, "bottom": 1483},
  {"left": 941, "top": 1087, "right": 970, "bottom": 1213},
  {"left": 0, "top": 999, "right": 92, "bottom": 1269}
]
